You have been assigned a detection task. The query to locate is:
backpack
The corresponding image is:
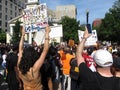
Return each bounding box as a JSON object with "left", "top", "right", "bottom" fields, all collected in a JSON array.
[{"left": 70, "top": 58, "right": 79, "bottom": 80}]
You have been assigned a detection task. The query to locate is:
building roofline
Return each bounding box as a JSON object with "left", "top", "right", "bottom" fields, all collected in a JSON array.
[{"left": 8, "top": 15, "right": 23, "bottom": 24}]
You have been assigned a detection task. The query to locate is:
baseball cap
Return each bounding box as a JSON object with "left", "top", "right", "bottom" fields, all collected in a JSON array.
[
  {"left": 113, "top": 57, "right": 120, "bottom": 69},
  {"left": 93, "top": 49, "right": 113, "bottom": 67}
]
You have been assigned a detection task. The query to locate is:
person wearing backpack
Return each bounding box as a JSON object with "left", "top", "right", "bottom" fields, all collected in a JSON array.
[
  {"left": 70, "top": 58, "right": 80, "bottom": 90},
  {"left": 76, "top": 26, "right": 118, "bottom": 90}
]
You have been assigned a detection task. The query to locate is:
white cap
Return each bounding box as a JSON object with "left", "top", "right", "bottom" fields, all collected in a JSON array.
[{"left": 93, "top": 49, "right": 113, "bottom": 67}]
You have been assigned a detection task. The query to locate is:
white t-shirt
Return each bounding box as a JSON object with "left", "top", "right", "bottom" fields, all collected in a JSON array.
[{"left": 2, "top": 54, "right": 7, "bottom": 63}]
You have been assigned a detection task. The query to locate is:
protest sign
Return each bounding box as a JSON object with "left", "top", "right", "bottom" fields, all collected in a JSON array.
[
  {"left": 22, "top": 3, "right": 48, "bottom": 32},
  {"left": 78, "top": 30, "right": 98, "bottom": 46},
  {"left": 49, "top": 25, "right": 63, "bottom": 38},
  {"left": 68, "top": 39, "right": 74, "bottom": 47},
  {"left": 34, "top": 29, "right": 45, "bottom": 45},
  {"left": 34, "top": 25, "right": 63, "bottom": 45}
]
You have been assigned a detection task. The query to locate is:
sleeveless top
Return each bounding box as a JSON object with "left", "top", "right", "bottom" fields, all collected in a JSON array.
[{"left": 19, "top": 68, "right": 42, "bottom": 90}]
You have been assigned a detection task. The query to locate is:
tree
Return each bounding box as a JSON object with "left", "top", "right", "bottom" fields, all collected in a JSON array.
[
  {"left": 98, "top": 0, "right": 120, "bottom": 44},
  {"left": 59, "top": 16, "right": 80, "bottom": 43},
  {"left": 0, "top": 29, "right": 6, "bottom": 43},
  {"left": 11, "top": 20, "right": 22, "bottom": 44}
]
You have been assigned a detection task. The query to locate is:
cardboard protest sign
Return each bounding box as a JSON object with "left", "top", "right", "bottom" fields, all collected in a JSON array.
[
  {"left": 33, "top": 25, "right": 63, "bottom": 45},
  {"left": 68, "top": 39, "right": 74, "bottom": 47},
  {"left": 78, "top": 30, "right": 98, "bottom": 46},
  {"left": 34, "top": 29, "right": 45, "bottom": 45},
  {"left": 22, "top": 3, "right": 48, "bottom": 32},
  {"left": 49, "top": 25, "right": 63, "bottom": 38}
]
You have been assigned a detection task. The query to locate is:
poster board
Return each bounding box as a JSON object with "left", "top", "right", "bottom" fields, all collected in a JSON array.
[
  {"left": 49, "top": 25, "right": 63, "bottom": 38},
  {"left": 78, "top": 30, "right": 98, "bottom": 46},
  {"left": 22, "top": 3, "right": 48, "bottom": 32},
  {"left": 34, "top": 29, "right": 45, "bottom": 45},
  {"left": 34, "top": 25, "right": 63, "bottom": 45},
  {"left": 68, "top": 39, "right": 74, "bottom": 47}
]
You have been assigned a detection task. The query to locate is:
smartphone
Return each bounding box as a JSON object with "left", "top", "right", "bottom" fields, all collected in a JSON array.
[{"left": 86, "top": 24, "right": 92, "bottom": 33}]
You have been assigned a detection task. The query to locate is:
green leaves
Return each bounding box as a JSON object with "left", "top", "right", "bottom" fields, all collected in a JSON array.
[
  {"left": 59, "top": 16, "right": 80, "bottom": 43},
  {"left": 0, "top": 30, "right": 6, "bottom": 43},
  {"left": 11, "top": 20, "right": 22, "bottom": 44},
  {"left": 97, "top": 0, "right": 120, "bottom": 44}
]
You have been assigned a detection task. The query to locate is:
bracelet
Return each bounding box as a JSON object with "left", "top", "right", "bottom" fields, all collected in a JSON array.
[
  {"left": 82, "top": 37, "right": 87, "bottom": 41},
  {"left": 45, "top": 38, "right": 50, "bottom": 40}
]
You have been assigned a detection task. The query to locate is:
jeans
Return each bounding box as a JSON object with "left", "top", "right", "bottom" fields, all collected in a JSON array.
[{"left": 62, "top": 74, "right": 71, "bottom": 90}]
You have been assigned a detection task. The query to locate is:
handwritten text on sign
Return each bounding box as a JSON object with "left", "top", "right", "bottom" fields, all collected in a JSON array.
[{"left": 23, "top": 3, "right": 48, "bottom": 32}]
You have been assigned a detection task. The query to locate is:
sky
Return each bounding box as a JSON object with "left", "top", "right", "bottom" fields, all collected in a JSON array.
[{"left": 40, "top": 0, "right": 116, "bottom": 24}]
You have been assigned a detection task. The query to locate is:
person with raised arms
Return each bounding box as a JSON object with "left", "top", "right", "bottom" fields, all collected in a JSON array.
[{"left": 17, "top": 25, "right": 51, "bottom": 90}]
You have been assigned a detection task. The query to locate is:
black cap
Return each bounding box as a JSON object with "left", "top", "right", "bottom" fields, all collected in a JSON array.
[{"left": 87, "top": 46, "right": 95, "bottom": 55}]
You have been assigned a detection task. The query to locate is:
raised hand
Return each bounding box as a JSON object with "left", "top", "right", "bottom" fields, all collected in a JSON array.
[{"left": 83, "top": 26, "right": 91, "bottom": 39}]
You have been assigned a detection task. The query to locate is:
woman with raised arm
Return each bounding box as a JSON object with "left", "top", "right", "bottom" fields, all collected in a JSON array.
[{"left": 17, "top": 26, "right": 51, "bottom": 90}]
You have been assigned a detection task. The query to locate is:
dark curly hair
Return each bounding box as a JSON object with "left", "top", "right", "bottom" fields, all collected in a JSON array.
[{"left": 19, "top": 46, "right": 40, "bottom": 75}]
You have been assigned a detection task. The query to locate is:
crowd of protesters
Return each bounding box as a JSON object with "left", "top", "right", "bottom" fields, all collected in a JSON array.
[{"left": 0, "top": 26, "right": 120, "bottom": 90}]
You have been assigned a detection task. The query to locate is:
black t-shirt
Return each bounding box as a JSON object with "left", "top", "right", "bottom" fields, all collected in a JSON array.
[{"left": 79, "top": 63, "right": 118, "bottom": 90}]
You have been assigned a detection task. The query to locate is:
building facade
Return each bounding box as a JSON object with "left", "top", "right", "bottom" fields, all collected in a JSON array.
[
  {"left": 0, "top": 0, "right": 27, "bottom": 32},
  {"left": 93, "top": 18, "right": 102, "bottom": 27},
  {"left": 55, "top": 5, "right": 77, "bottom": 20},
  {"left": 7, "top": 1, "right": 76, "bottom": 44}
]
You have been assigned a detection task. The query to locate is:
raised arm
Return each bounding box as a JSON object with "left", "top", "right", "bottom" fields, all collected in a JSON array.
[
  {"left": 17, "top": 26, "right": 25, "bottom": 68},
  {"left": 33, "top": 25, "right": 51, "bottom": 72},
  {"left": 76, "top": 26, "right": 91, "bottom": 66}
]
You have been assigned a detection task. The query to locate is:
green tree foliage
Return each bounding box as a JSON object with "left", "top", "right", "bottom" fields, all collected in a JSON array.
[
  {"left": 0, "top": 29, "right": 6, "bottom": 43},
  {"left": 59, "top": 16, "right": 80, "bottom": 43},
  {"left": 98, "top": 0, "right": 120, "bottom": 44},
  {"left": 11, "top": 20, "right": 22, "bottom": 44},
  {"left": 79, "top": 24, "right": 85, "bottom": 31}
]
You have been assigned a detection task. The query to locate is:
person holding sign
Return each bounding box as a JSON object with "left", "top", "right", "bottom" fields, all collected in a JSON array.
[
  {"left": 76, "top": 26, "right": 118, "bottom": 90},
  {"left": 17, "top": 25, "right": 51, "bottom": 90}
]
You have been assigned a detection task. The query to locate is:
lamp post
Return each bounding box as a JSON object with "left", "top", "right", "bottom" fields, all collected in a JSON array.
[{"left": 86, "top": 9, "right": 89, "bottom": 24}]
